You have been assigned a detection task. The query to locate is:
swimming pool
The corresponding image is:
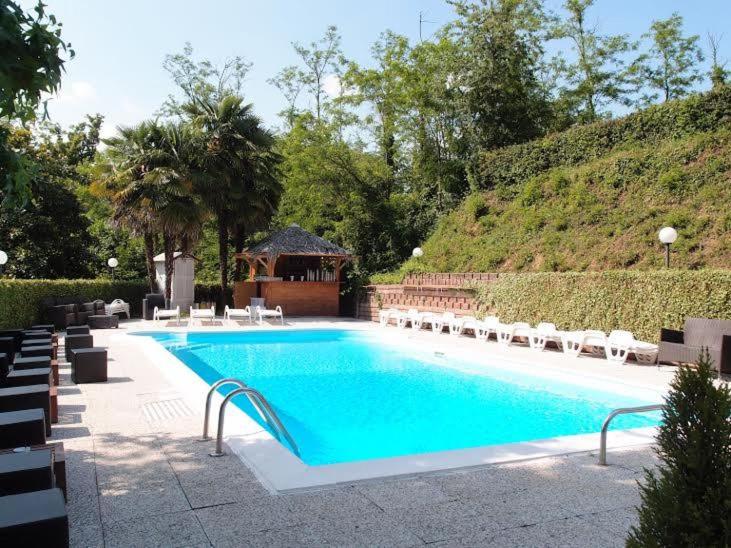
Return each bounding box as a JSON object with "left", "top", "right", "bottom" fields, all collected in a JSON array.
[{"left": 140, "top": 328, "right": 661, "bottom": 467}]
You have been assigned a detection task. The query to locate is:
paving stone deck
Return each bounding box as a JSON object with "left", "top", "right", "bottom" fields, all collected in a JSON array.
[{"left": 57, "top": 319, "right": 663, "bottom": 547}]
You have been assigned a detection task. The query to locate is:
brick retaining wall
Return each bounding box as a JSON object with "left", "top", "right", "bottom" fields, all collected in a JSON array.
[{"left": 357, "top": 273, "right": 498, "bottom": 322}]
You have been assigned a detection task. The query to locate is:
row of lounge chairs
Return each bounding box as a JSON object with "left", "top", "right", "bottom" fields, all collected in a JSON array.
[{"left": 378, "top": 308, "right": 659, "bottom": 365}]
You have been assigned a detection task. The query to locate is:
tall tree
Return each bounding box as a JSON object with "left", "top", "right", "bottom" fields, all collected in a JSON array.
[
  {"left": 1, "top": 0, "right": 73, "bottom": 207},
  {"left": 635, "top": 13, "right": 704, "bottom": 103},
  {"left": 267, "top": 65, "right": 307, "bottom": 128},
  {"left": 160, "top": 42, "right": 252, "bottom": 118},
  {"left": 185, "top": 96, "right": 281, "bottom": 301},
  {"left": 707, "top": 33, "right": 728, "bottom": 89},
  {"left": 292, "top": 26, "right": 344, "bottom": 121},
  {"left": 449, "top": 0, "right": 553, "bottom": 180},
  {"left": 551, "top": 0, "right": 636, "bottom": 122}
]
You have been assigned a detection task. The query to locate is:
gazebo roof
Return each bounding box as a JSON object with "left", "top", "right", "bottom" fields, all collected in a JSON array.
[{"left": 243, "top": 224, "right": 351, "bottom": 257}]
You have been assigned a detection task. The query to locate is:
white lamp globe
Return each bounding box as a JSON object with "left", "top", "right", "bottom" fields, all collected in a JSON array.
[
  {"left": 658, "top": 227, "right": 678, "bottom": 245},
  {"left": 0, "top": 251, "right": 7, "bottom": 265},
  {"left": 107, "top": 257, "right": 119, "bottom": 268},
  {"left": 412, "top": 247, "right": 424, "bottom": 258}
]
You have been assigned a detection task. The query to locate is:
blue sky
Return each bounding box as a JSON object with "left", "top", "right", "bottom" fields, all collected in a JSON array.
[{"left": 23, "top": 0, "right": 731, "bottom": 137}]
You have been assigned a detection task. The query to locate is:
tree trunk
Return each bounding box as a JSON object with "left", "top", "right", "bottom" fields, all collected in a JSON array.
[
  {"left": 143, "top": 232, "right": 156, "bottom": 293},
  {"left": 162, "top": 232, "right": 175, "bottom": 303},
  {"left": 233, "top": 224, "right": 246, "bottom": 282},
  {"left": 217, "top": 214, "right": 229, "bottom": 307}
]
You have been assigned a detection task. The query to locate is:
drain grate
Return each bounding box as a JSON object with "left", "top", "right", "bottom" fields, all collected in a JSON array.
[{"left": 141, "top": 398, "right": 194, "bottom": 424}]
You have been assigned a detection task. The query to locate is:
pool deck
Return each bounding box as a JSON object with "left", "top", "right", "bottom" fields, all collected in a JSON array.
[{"left": 59, "top": 317, "right": 672, "bottom": 547}]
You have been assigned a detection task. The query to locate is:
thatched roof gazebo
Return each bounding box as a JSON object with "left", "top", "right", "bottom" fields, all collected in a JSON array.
[
  {"left": 233, "top": 224, "right": 353, "bottom": 316},
  {"left": 238, "top": 223, "right": 351, "bottom": 279}
]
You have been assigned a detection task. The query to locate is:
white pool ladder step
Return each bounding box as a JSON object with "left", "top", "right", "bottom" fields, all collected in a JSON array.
[{"left": 201, "top": 378, "right": 300, "bottom": 458}]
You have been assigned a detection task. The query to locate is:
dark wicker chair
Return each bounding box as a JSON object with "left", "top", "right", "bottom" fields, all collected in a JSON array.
[{"left": 659, "top": 317, "right": 731, "bottom": 373}]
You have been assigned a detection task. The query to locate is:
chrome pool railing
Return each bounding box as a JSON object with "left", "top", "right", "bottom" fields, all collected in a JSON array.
[
  {"left": 598, "top": 404, "right": 663, "bottom": 465},
  {"left": 201, "top": 378, "right": 299, "bottom": 458}
]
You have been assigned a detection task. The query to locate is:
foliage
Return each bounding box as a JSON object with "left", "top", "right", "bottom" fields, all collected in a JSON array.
[
  {"left": 0, "top": 278, "right": 147, "bottom": 328},
  {"left": 634, "top": 13, "right": 704, "bottom": 104},
  {"left": 550, "top": 0, "right": 636, "bottom": 123},
  {"left": 469, "top": 270, "right": 731, "bottom": 342},
  {"left": 0, "top": 0, "right": 72, "bottom": 207},
  {"left": 627, "top": 350, "right": 731, "bottom": 546},
  {"left": 476, "top": 85, "right": 731, "bottom": 189}
]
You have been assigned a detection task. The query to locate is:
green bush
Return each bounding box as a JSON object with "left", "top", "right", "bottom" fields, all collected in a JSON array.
[
  {"left": 628, "top": 351, "right": 731, "bottom": 546},
  {"left": 473, "top": 270, "right": 731, "bottom": 342},
  {"left": 194, "top": 283, "right": 233, "bottom": 312},
  {"left": 477, "top": 86, "right": 731, "bottom": 189},
  {"left": 0, "top": 279, "right": 148, "bottom": 329}
]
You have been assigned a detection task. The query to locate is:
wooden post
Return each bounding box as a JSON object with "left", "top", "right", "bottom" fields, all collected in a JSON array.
[{"left": 335, "top": 257, "right": 342, "bottom": 282}]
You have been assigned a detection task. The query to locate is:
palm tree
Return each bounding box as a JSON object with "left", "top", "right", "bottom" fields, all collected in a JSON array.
[
  {"left": 104, "top": 121, "right": 206, "bottom": 301},
  {"left": 184, "top": 95, "right": 282, "bottom": 300}
]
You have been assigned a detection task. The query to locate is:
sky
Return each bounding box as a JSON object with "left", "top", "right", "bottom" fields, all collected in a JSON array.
[{"left": 20, "top": 0, "right": 731, "bottom": 138}]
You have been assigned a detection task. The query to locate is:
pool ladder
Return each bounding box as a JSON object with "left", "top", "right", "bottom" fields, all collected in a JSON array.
[
  {"left": 598, "top": 404, "right": 663, "bottom": 465},
  {"left": 201, "top": 378, "right": 300, "bottom": 458}
]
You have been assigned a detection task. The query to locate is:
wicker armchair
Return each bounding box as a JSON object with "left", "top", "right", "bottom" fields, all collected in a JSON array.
[{"left": 659, "top": 317, "right": 731, "bottom": 373}]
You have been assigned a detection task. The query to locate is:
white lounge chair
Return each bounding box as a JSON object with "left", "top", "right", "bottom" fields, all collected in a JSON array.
[
  {"left": 431, "top": 312, "right": 456, "bottom": 334},
  {"left": 190, "top": 305, "right": 215, "bottom": 326},
  {"left": 561, "top": 330, "right": 607, "bottom": 357},
  {"left": 414, "top": 311, "right": 438, "bottom": 330},
  {"left": 379, "top": 308, "right": 400, "bottom": 327},
  {"left": 223, "top": 305, "right": 252, "bottom": 325},
  {"left": 397, "top": 309, "right": 420, "bottom": 330},
  {"left": 256, "top": 305, "right": 284, "bottom": 325},
  {"left": 450, "top": 315, "right": 480, "bottom": 336},
  {"left": 476, "top": 316, "right": 500, "bottom": 341},
  {"left": 528, "top": 322, "right": 564, "bottom": 351},
  {"left": 153, "top": 305, "right": 180, "bottom": 325},
  {"left": 106, "top": 298, "right": 130, "bottom": 318},
  {"left": 604, "top": 330, "right": 659, "bottom": 365},
  {"left": 497, "top": 322, "right": 532, "bottom": 345}
]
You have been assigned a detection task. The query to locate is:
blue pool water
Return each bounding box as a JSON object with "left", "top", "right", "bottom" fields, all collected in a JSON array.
[{"left": 140, "top": 329, "right": 661, "bottom": 466}]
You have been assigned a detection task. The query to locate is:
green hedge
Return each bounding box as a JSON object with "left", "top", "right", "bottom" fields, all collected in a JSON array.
[
  {"left": 473, "top": 270, "right": 731, "bottom": 342},
  {"left": 194, "top": 283, "right": 232, "bottom": 312},
  {"left": 0, "top": 279, "right": 148, "bottom": 329},
  {"left": 477, "top": 86, "right": 731, "bottom": 189}
]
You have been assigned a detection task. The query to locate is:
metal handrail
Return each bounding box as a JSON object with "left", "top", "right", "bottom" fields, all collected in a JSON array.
[
  {"left": 209, "top": 386, "right": 300, "bottom": 458},
  {"left": 599, "top": 404, "right": 663, "bottom": 465},
  {"left": 200, "top": 378, "right": 248, "bottom": 441}
]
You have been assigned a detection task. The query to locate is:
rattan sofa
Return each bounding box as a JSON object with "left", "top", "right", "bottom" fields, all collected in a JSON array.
[{"left": 659, "top": 317, "right": 731, "bottom": 373}]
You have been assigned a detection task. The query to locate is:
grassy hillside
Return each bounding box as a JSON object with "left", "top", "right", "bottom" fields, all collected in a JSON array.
[{"left": 378, "top": 89, "right": 731, "bottom": 280}]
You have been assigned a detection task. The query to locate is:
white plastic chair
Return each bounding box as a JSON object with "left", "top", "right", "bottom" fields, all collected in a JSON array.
[
  {"left": 397, "top": 309, "right": 420, "bottom": 330},
  {"left": 107, "top": 298, "right": 130, "bottom": 318},
  {"left": 378, "top": 308, "right": 399, "bottom": 327},
  {"left": 450, "top": 315, "right": 480, "bottom": 336},
  {"left": 223, "top": 305, "right": 252, "bottom": 325},
  {"left": 561, "top": 330, "right": 607, "bottom": 357},
  {"left": 152, "top": 305, "right": 180, "bottom": 326}
]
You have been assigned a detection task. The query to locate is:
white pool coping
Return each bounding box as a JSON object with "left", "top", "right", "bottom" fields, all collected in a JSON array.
[{"left": 121, "top": 321, "right": 665, "bottom": 493}]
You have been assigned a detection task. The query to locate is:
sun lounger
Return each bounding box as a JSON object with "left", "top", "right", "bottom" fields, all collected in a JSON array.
[
  {"left": 450, "top": 315, "right": 480, "bottom": 336},
  {"left": 396, "top": 309, "right": 420, "bottom": 330},
  {"left": 153, "top": 305, "right": 180, "bottom": 325},
  {"left": 561, "top": 330, "right": 607, "bottom": 357},
  {"left": 431, "top": 312, "right": 456, "bottom": 334},
  {"left": 223, "top": 305, "right": 252, "bottom": 324},
  {"left": 497, "top": 322, "right": 532, "bottom": 345},
  {"left": 105, "top": 298, "right": 130, "bottom": 318},
  {"left": 189, "top": 305, "right": 215, "bottom": 326},
  {"left": 476, "top": 316, "right": 500, "bottom": 340},
  {"left": 528, "top": 322, "right": 564, "bottom": 351},
  {"left": 378, "top": 308, "right": 400, "bottom": 327},
  {"left": 256, "top": 305, "right": 284, "bottom": 325},
  {"left": 414, "top": 311, "right": 438, "bottom": 330},
  {"left": 604, "top": 330, "right": 659, "bottom": 365}
]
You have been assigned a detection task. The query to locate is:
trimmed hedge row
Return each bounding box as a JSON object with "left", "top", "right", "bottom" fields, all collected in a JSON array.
[
  {"left": 194, "top": 283, "right": 233, "bottom": 312},
  {"left": 0, "top": 279, "right": 148, "bottom": 329},
  {"left": 477, "top": 86, "right": 731, "bottom": 189},
  {"left": 473, "top": 270, "right": 731, "bottom": 343}
]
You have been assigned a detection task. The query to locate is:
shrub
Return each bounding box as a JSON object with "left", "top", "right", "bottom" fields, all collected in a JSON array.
[
  {"left": 194, "top": 283, "right": 233, "bottom": 311},
  {"left": 627, "top": 350, "right": 731, "bottom": 546},
  {"left": 477, "top": 86, "right": 731, "bottom": 190},
  {"left": 472, "top": 270, "right": 731, "bottom": 342},
  {"left": 0, "top": 279, "right": 148, "bottom": 328}
]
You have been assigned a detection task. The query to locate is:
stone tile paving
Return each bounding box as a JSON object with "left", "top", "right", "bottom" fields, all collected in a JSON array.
[{"left": 57, "top": 322, "right": 657, "bottom": 547}]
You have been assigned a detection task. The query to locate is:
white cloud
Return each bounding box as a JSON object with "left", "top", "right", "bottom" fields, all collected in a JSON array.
[
  {"left": 51, "top": 80, "right": 97, "bottom": 105},
  {"left": 322, "top": 74, "right": 342, "bottom": 97}
]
